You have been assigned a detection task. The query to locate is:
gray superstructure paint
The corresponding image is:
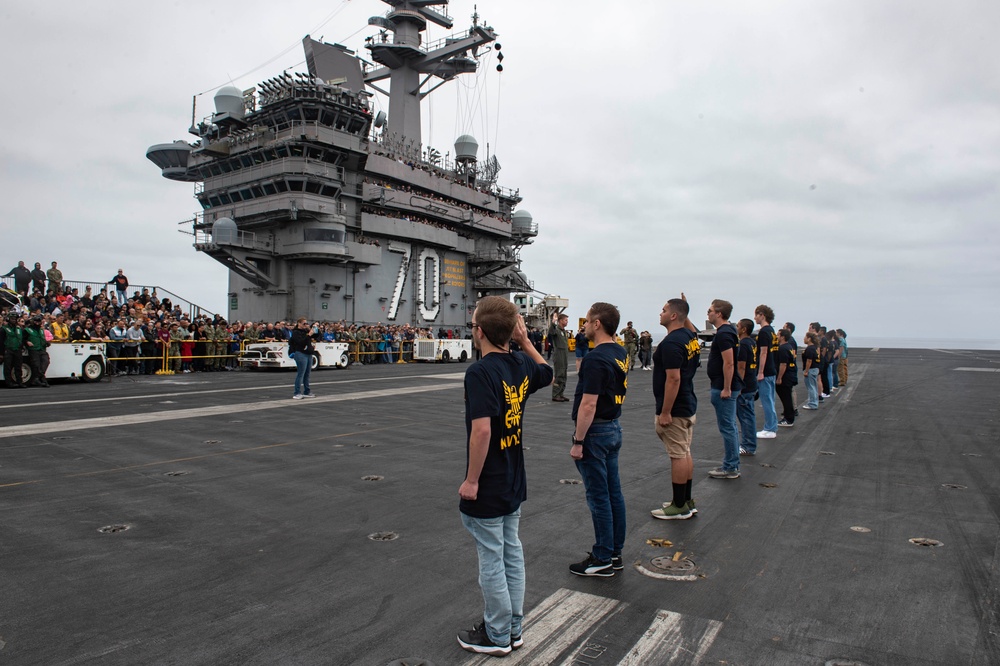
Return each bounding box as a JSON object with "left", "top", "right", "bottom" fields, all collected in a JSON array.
[{"left": 146, "top": 1, "right": 536, "bottom": 331}]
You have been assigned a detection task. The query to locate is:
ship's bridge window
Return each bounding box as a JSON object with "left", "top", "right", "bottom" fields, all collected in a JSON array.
[{"left": 304, "top": 228, "right": 346, "bottom": 243}]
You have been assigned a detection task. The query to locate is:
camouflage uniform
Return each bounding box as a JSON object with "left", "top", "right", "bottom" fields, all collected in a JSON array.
[{"left": 168, "top": 326, "right": 184, "bottom": 373}]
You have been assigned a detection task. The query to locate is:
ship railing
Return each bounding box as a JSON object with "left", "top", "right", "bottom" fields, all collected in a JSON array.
[
  {"left": 193, "top": 228, "right": 271, "bottom": 253},
  {"left": 203, "top": 157, "right": 346, "bottom": 191},
  {"left": 59, "top": 280, "right": 214, "bottom": 318}
]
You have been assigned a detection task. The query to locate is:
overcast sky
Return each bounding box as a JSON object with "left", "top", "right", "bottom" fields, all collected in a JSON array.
[{"left": 2, "top": 1, "right": 998, "bottom": 346}]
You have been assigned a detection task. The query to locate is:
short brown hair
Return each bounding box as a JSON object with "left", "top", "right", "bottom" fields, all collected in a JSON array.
[
  {"left": 588, "top": 302, "right": 620, "bottom": 337},
  {"left": 737, "top": 318, "right": 754, "bottom": 336},
  {"left": 711, "top": 299, "right": 733, "bottom": 320},
  {"left": 474, "top": 296, "right": 518, "bottom": 347}
]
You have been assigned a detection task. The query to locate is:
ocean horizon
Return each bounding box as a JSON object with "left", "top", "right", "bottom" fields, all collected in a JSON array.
[{"left": 851, "top": 337, "right": 1000, "bottom": 351}]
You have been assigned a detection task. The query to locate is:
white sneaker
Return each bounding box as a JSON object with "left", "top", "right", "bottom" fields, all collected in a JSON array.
[
  {"left": 292, "top": 394, "right": 303, "bottom": 400},
  {"left": 756, "top": 430, "right": 777, "bottom": 439},
  {"left": 821, "top": 393, "right": 831, "bottom": 398},
  {"left": 302, "top": 393, "right": 317, "bottom": 398}
]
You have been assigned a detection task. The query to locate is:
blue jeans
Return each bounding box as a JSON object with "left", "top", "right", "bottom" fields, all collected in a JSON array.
[
  {"left": 710, "top": 389, "right": 740, "bottom": 472},
  {"left": 825, "top": 363, "right": 834, "bottom": 392},
  {"left": 461, "top": 509, "right": 524, "bottom": 647},
  {"left": 758, "top": 375, "right": 778, "bottom": 432},
  {"left": 292, "top": 351, "right": 311, "bottom": 396},
  {"left": 737, "top": 392, "right": 757, "bottom": 453},
  {"left": 831, "top": 359, "right": 840, "bottom": 388},
  {"left": 805, "top": 368, "right": 819, "bottom": 408},
  {"left": 574, "top": 420, "right": 626, "bottom": 562}
]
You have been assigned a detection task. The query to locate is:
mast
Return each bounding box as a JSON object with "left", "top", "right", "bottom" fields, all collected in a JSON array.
[{"left": 364, "top": 0, "right": 497, "bottom": 145}]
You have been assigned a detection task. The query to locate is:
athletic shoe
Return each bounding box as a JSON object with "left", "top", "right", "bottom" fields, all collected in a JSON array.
[
  {"left": 302, "top": 393, "right": 317, "bottom": 398},
  {"left": 794, "top": 409, "right": 799, "bottom": 417},
  {"left": 740, "top": 447, "right": 755, "bottom": 456},
  {"left": 650, "top": 502, "right": 693, "bottom": 520},
  {"left": 778, "top": 420, "right": 794, "bottom": 427},
  {"left": 611, "top": 553, "right": 624, "bottom": 570},
  {"left": 756, "top": 430, "right": 777, "bottom": 439},
  {"left": 821, "top": 393, "right": 831, "bottom": 398},
  {"left": 292, "top": 394, "right": 303, "bottom": 400},
  {"left": 511, "top": 633, "right": 524, "bottom": 650},
  {"left": 569, "top": 552, "right": 614, "bottom": 577},
  {"left": 687, "top": 499, "right": 698, "bottom": 514},
  {"left": 457, "top": 620, "right": 512, "bottom": 656},
  {"left": 801, "top": 405, "right": 817, "bottom": 410},
  {"left": 708, "top": 467, "right": 740, "bottom": 479}
]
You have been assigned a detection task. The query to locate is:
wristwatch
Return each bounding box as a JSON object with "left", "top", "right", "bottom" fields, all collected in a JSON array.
[{"left": 571, "top": 436, "right": 584, "bottom": 446}]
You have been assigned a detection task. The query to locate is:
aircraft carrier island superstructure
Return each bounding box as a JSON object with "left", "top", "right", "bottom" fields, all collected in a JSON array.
[{"left": 146, "top": 1, "right": 537, "bottom": 327}]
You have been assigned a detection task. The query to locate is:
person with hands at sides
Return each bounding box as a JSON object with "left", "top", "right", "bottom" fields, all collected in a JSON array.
[
  {"left": 568, "top": 302, "right": 629, "bottom": 577},
  {"left": 650, "top": 295, "right": 702, "bottom": 520},
  {"left": 706, "top": 300, "right": 744, "bottom": 479},
  {"left": 457, "top": 296, "right": 552, "bottom": 658}
]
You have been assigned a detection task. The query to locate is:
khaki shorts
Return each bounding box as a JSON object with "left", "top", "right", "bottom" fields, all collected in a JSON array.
[{"left": 654, "top": 415, "right": 696, "bottom": 459}]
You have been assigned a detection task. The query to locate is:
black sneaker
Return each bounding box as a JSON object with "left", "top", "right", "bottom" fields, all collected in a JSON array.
[
  {"left": 457, "top": 620, "right": 511, "bottom": 656},
  {"left": 569, "top": 552, "right": 614, "bottom": 577},
  {"left": 611, "top": 552, "right": 624, "bottom": 570}
]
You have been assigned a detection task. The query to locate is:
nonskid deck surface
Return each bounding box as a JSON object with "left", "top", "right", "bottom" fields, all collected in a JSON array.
[{"left": 1, "top": 349, "right": 997, "bottom": 665}]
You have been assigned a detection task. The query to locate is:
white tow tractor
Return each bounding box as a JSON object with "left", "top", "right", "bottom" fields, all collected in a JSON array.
[
  {"left": 238, "top": 341, "right": 351, "bottom": 370},
  {"left": 412, "top": 338, "right": 472, "bottom": 363},
  {"left": 1, "top": 342, "right": 107, "bottom": 384}
]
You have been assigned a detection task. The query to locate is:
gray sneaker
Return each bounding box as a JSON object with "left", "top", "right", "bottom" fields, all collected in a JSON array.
[{"left": 708, "top": 467, "right": 740, "bottom": 479}]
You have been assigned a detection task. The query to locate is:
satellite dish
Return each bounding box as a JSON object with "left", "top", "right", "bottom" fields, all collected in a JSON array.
[{"left": 374, "top": 111, "right": 387, "bottom": 128}]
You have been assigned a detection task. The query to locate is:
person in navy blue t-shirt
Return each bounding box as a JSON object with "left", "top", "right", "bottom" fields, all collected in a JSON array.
[
  {"left": 736, "top": 319, "right": 758, "bottom": 456},
  {"left": 706, "top": 299, "right": 743, "bottom": 479},
  {"left": 754, "top": 305, "right": 779, "bottom": 438},
  {"left": 650, "top": 296, "right": 702, "bottom": 520},
  {"left": 775, "top": 328, "right": 798, "bottom": 426},
  {"left": 568, "top": 302, "right": 629, "bottom": 577},
  {"left": 457, "top": 297, "right": 553, "bottom": 657}
]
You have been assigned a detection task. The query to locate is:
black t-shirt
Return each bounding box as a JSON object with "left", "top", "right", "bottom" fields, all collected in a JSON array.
[
  {"left": 707, "top": 323, "right": 743, "bottom": 392},
  {"left": 653, "top": 328, "right": 700, "bottom": 417},
  {"left": 819, "top": 337, "right": 830, "bottom": 363},
  {"left": 461, "top": 351, "right": 553, "bottom": 519},
  {"left": 777, "top": 342, "right": 798, "bottom": 386},
  {"left": 757, "top": 325, "right": 778, "bottom": 377},
  {"left": 572, "top": 343, "right": 628, "bottom": 421},
  {"left": 803, "top": 344, "right": 820, "bottom": 370},
  {"left": 738, "top": 337, "right": 758, "bottom": 394}
]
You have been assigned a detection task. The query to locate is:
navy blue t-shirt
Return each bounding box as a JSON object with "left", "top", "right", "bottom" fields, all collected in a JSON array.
[
  {"left": 707, "top": 323, "right": 744, "bottom": 392},
  {"left": 757, "top": 325, "right": 778, "bottom": 377},
  {"left": 460, "top": 351, "right": 553, "bottom": 519},
  {"left": 653, "top": 328, "right": 700, "bottom": 417},
  {"left": 738, "top": 336, "right": 758, "bottom": 394},
  {"left": 572, "top": 342, "right": 628, "bottom": 421},
  {"left": 777, "top": 342, "right": 798, "bottom": 386},
  {"left": 803, "top": 344, "right": 820, "bottom": 370}
]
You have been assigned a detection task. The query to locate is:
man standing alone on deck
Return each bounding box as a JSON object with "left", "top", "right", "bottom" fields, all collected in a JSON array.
[
  {"left": 836, "top": 329, "right": 849, "bottom": 387},
  {"left": 108, "top": 269, "right": 129, "bottom": 305},
  {"left": 754, "top": 305, "right": 779, "bottom": 440},
  {"left": 547, "top": 312, "right": 570, "bottom": 402},
  {"left": 569, "top": 302, "right": 629, "bottom": 576},
  {"left": 707, "top": 300, "right": 743, "bottom": 479},
  {"left": 650, "top": 297, "right": 701, "bottom": 520},
  {"left": 621, "top": 321, "right": 638, "bottom": 370},
  {"left": 457, "top": 297, "right": 552, "bottom": 657}
]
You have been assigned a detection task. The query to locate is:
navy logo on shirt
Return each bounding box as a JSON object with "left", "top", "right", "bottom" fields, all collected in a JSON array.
[{"left": 500, "top": 377, "right": 530, "bottom": 449}]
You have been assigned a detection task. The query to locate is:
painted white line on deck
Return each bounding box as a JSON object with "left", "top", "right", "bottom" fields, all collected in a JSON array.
[
  {"left": 0, "top": 371, "right": 467, "bottom": 411},
  {"left": 954, "top": 367, "right": 1000, "bottom": 373},
  {"left": 463, "top": 588, "right": 624, "bottom": 665},
  {"left": 0, "top": 382, "right": 461, "bottom": 439},
  {"left": 617, "top": 609, "right": 723, "bottom": 666}
]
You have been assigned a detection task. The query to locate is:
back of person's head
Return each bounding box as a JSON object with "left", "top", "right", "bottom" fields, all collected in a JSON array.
[
  {"left": 836, "top": 329, "right": 846, "bottom": 337},
  {"left": 475, "top": 296, "right": 518, "bottom": 347},
  {"left": 712, "top": 299, "right": 733, "bottom": 320},
  {"left": 737, "top": 318, "right": 754, "bottom": 336},
  {"left": 784, "top": 322, "right": 796, "bottom": 334},
  {"left": 588, "top": 302, "right": 620, "bottom": 337},
  {"left": 779, "top": 328, "right": 791, "bottom": 342},
  {"left": 667, "top": 298, "right": 689, "bottom": 319},
  {"left": 755, "top": 304, "right": 774, "bottom": 323}
]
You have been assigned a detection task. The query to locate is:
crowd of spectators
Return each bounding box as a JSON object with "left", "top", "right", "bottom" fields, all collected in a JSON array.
[{"left": 1, "top": 260, "right": 478, "bottom": 378}]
